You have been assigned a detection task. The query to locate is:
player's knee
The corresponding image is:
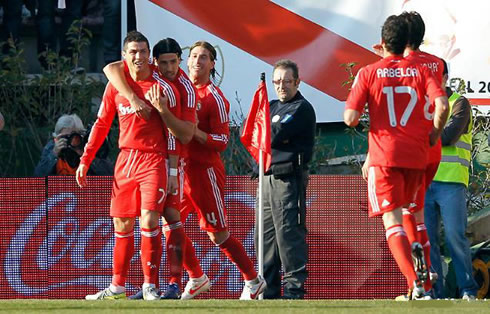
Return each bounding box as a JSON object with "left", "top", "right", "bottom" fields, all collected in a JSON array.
[
  {"left": 140, "top": 209, "right": 160, "bottom": 229},
  {"left": 208, "top": 230, "right": 229, "bottom": 245},
  {"left": 382, "top": 209, "right": 403, "bottom": 229},
  {"left": 113, "top": 217, "right": 135, "bottom": 232},
  {"left": 162, "top": 206, "right": 180, "bottom": 223}
]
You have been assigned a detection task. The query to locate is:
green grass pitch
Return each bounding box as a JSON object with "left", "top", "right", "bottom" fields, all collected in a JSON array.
[{"left": 0, "top": 299, "right": 488, "bottom": 314}]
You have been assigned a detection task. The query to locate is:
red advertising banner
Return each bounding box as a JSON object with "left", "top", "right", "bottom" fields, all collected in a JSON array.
[{"left": 0, "top": 176, "right": 405, "bottom": 299}]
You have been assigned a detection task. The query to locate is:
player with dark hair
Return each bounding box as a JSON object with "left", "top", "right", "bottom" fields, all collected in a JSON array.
[
  {"left": 183, "top": 40, "right": 265, "bottom": 300},
  {"left": 104, "top": 37, "right": 208, "bottom": 299},
  {"left": 397, "top": 11, "right": 446, "bottom": 298},
  {"left": 77, "top": 31, "right": 169, "bottom": 301},
  {"left": 345, "top": 15, "right": 449, "bottom": 299}
]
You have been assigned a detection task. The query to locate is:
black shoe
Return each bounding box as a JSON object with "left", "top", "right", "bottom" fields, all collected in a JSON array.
[
  {"left": 160, "top": 283, "right": 181, "bottom": 299},
  {"left": 128, "top": 289, "right": 144, "bottom": 300},
  {"left": 281, "top": 294, "right": 303, "bottom": 300},
  {"left": 411, "top": 242, "right": 428, "bottom": 283}
]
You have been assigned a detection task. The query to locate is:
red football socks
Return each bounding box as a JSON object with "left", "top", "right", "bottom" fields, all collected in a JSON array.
[
  {"left": 140, "top": 227, "right": 162, "bottom": 284},
  {"left": 417, "top": 223, "right": 432, "bottom": 291},
  {"left": 112, "top": 231, "right": 134, "bottom": 287},
  {"left": 402, "top": 209, "right": 417, "bottom": 244},
  {"left": 386, "top": 224, "right": 417, "bottom": 288},
  {"left": 218, "top": 235, "right": 257, "bottom": 281},
  {"left": 182, "top": 232, "right": 204, "bottom": 279},
  {"left": 164, "top": 222, "right": 185, "bottom": 285}
]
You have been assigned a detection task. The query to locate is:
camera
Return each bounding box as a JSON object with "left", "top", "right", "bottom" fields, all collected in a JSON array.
[
  {"left": 58, "top": 132, "right": 85, "bottom": 168},
  {"left": 57, "top": 123, "right": 111, "bottom": 169}
]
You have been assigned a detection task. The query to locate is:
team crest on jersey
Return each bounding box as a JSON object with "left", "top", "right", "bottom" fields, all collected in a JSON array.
[
  {"left": 118, "top": 103, "right": 136, "bottom": 116},
  {"left": 196, "top": 101, "right": 202, "bottom": 111}
]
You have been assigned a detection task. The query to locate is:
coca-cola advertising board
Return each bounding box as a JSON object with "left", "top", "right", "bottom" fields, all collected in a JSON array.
[{"left": 0, "top": 176, "right": 405, "bottom": 299}]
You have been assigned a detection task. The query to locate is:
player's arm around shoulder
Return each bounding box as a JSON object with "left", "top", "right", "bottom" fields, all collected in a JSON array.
[{"left": 103, "top": 60, "right": 151, "bottom": 120}]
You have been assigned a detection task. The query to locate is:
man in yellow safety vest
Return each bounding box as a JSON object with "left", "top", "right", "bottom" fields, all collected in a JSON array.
[{"left": 424, "top": 60, "right": 478, "bottom": 300}]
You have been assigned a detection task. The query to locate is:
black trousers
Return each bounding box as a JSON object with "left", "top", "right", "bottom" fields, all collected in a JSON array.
[
  {"left": 36, "top": 0, "right": 83, "bottom": 66},
  {"left": 0, "top": 0, "right": 22, "bottom": 53},
  {"left": 254, "top": 171, "right": 308, "bottom": 299},
  {"left": 103, "top": 0, "right": 136, "bottom": 65}
]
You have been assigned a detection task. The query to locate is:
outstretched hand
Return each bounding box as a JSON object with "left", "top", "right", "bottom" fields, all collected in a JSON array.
[
  {"left": 76, "top": 164, "right": 88, "bottom": 188},
  {"left": 361, "top": 161, "right": 369, "bottom": 182}
]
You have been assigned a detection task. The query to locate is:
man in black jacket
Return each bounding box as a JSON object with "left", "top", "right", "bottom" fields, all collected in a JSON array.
[{"left": 254, "top": 59, "right": 316, "bottom": 299}]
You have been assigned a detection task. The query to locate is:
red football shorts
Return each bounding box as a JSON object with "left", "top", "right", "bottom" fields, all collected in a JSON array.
[
  {"left": 367, "top": 166, "right": 424, "bottom": 217},
  {"left": 164, "top": 158, "right": 185, "bottom": 210},
  {"left": 180, "top": 161, "right": 228, "bottom": 232},
  {"left": 409, "top": 161, "right": 440, "bottom": 213},
  {"left": 111, "top": 149, "right": 167, "bottom": 217}
]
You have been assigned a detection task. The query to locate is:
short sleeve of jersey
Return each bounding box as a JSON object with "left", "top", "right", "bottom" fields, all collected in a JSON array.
[{"left": 346, "top": 67, "right": 369, "bottom": 112}]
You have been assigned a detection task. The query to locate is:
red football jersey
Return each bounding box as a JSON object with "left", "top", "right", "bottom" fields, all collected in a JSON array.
[
  {"left": 81, "top": 70, "right": 167, "bottom": 167},
  {"left": 346, "top": 55, "right": 446, "bottom": 169},
  {"left": 406, "top": 50, "right": 445, "bottom": 164},
  {"left": 150, "top": 67, "right": 182, "bottom": 157},
  {"left": 187, "top": 82, "right": 230, "bottom": 166},
  {"left": 171, "top": 68, "right": 198, "bottom": 158},
  {"left": 406, "top": 50, "right": 444, "bottom": 84},
  {"left": 174, "top": 68, "right": 198, "bottom": 124}
]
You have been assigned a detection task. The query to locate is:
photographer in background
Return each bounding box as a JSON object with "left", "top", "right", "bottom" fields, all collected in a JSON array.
[{"left": 34, "top": 113, "right": 113, "bottom": 176}]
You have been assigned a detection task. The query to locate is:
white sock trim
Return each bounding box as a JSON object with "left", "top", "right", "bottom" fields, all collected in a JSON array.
[
  {"left": 142, "top": 283, "right": 156, "bottom": 289},
  {"left": 109, "top": 284, "right": 125, "bottom": 294}
]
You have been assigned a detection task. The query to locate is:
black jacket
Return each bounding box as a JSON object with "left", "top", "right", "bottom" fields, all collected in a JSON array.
[
  {"left": 268, "top": 91, "right": 316, "bottom": 166},
  {"left": 34, "top": 140, "right": 114, "bottom": 177}
]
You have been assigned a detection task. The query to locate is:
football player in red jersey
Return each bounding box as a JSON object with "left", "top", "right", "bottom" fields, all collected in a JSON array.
[
  {"left": 182, "top": 41, "right": 266, "bottom": 300},
  {"left": 345, "top": 15, "right": 448, "bottom": 299},
  {"left": 103, "top": 38, "right": 209, "bottom": 299},
  {"left": 399, "top": 11, "right": 446, "bottom": 296},
  {"left": 77, "top": 31, "right": 168, "bottom": 301}
]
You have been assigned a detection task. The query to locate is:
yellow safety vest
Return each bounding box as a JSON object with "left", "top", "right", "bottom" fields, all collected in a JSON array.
[{"left": 433, "top": 92, "right": 473, "bottom": 186}]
